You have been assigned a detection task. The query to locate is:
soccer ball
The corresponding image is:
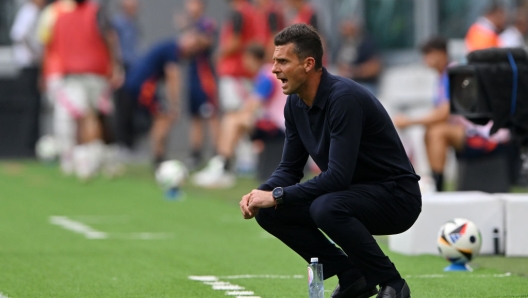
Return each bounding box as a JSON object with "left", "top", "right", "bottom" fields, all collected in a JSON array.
[
  {"left": 36, "top": 135, "right": 59, "bottom": 162},
  {"left": 437, "top": 218, "right": 482, "bottom": 264},
  {"left": 155, "top": 160, "right": 188, "bottom": 190}
]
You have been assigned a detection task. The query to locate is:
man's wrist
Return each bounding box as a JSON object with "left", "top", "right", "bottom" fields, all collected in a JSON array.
[{"left": 272, "top": 187, "right": 285, "bottom": 207}]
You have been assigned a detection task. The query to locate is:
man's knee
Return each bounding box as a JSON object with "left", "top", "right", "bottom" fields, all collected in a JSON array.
[
  {"left": 425, "top": 124, "right": 446, "bottom": 143},
  {"left": 309, "top": 195, "right": 339, "bottom": 227},
  {"left": 255, "top": 207, "right": 275, "bottom": 231}
]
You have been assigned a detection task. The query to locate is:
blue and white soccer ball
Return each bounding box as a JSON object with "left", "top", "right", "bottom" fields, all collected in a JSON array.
[
  {"left": 155, "top": 160, "right": 188, "bottom": 190},
  {"left": 36, "top": 135, "right": 59, "bottom": 162},
  {"left": 437, "top": 218, "right": 482, "bottom": 264}
]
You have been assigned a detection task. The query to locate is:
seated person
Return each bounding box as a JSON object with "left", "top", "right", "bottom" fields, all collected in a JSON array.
[
  {"left": 393, "top": 37, "right": 510, "bottom": 191},
  {"left": 192, "top": 44, "right": 287, "bottom": 188}
]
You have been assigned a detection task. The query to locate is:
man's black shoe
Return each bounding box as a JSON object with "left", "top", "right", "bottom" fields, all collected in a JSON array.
[
  {"left": 331, "top": 277, "right": 378, "bottom": 298},
  {"left": 376, "top": 279, "right": 410, "bottom": 298}
]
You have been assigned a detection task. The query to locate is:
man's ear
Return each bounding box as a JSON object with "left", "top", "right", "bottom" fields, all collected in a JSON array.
[{"left": 304, "top": 57, "right": 315, "bottom": 73}]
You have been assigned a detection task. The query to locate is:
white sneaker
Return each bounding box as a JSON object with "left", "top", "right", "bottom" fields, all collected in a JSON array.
[
  {"left": 60, "top": 150, "right": 74, "bottom": 176},
  {"left": 101, "top": 145, "right": 125, "bottom": 178},
  {"left": 192, "top": 156, "right": 236, "bottom": 188},
  {"left": 72, "top": 141, "right": 104, "bottom": 181}
]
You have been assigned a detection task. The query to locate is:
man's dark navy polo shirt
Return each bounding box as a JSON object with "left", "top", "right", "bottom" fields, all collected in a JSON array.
[{"left": 259, "top": 68, "right": 420, "bottom": 204}]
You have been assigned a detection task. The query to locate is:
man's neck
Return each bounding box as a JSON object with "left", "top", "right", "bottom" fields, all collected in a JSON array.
[{"left": 298, "top": 69, "right": 323, "bottom": 107}]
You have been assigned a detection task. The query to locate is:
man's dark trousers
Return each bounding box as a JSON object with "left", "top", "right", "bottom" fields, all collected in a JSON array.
[{"left": 255, "top": 180, "right": 421, "bottom": 288}]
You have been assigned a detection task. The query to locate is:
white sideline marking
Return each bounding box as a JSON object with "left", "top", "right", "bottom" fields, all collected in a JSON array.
[
  {"left": 111, "top": 233, "right": 173, "bottom": 240},
  {"left": 72, "top": 215, "right": 130, "bottom": 224},
  {"left": 212, "top": 285, "right": 244, "bottom": 290},
  {"left": 188, "top": 275, "right": 261, "bottom": 298},
  {"left": 222, "top": 274, "right": 304, "bottom": 280},
  {"left": 50, "top": 216, "right": 108, "bottom": 239},
  {"left": 188, "top": 276, "right": 218, "bottom": 282},
  {"left": 50, "top": 216, "right": 173, "bottom": 240},
  {"left": 226, "top": 291, "right": 255, "bottom": 295},
  {"left": 0, "top": 292, "right": 10, "bottom": 298}
]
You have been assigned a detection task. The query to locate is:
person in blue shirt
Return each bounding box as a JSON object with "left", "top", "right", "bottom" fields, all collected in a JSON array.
[
  {"left": 178, "top": 0, "right": 220, "bottom": 170},
  {"left": 393, "top": 37, "right": 451, "bottom": 192},
  {"left": 112, "top": 0, "right": 140, "bottom": 70},
  {"left": 239, "top": 24, "right": 420, "bottom": 298},
  {"left": 116, "top": 33, "right": 198, "bottom": 167},
  {"left": 393, "top": 37, "right": 511, "bottom": 192}
]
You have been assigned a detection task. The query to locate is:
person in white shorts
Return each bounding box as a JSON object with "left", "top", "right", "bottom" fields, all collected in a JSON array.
[{"left": 41, "top": 0, "right": 122, "bottom": 179}]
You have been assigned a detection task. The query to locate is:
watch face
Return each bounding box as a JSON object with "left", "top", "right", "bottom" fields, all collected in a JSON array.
[{"left": 273, "top": 187, "right": 283, "bottom": 198}]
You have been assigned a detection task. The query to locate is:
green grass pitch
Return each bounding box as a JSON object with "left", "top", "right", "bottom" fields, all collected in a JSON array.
[{"left": 0, "top": 161, "right": 527, "bottom": 297}]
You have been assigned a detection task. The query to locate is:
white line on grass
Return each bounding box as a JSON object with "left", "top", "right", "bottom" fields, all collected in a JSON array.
[
  {"left": 72, "top": 215, "right": 130, "bottom": 224},
  {"left": 226, "top": 291, "right": 255, "bottom": 296},
  {"left": 49, "top": 216, "right": 173, "bottom": 240},
  {"left": 111, "top": 232, "right": 174, "bottom": 240},
  {"left": 50, "top": 216, "right": 108, "bottom": 239},
  {"left": 0, "top": 292, "right": 10, "bottom": 298},
  {"left": 221, "top": 274, "right": 304, "bottom": 279},
  {"left": 188, "top": 276, "right": 261, "bottom": 297}
]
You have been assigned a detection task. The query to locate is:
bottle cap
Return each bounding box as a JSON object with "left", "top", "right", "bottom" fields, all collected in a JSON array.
[{"left": 310, "top": 257, "right": 318, "bottom": 263}]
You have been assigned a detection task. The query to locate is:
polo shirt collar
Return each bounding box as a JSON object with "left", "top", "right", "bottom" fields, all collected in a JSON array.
[{"left": 296, "top": 67, "right": 331, "bottom": 110}]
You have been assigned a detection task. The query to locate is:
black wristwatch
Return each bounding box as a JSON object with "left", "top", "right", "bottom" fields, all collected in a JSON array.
[{"left": 272, "top": 187, "right": 285, "bottom": 206}]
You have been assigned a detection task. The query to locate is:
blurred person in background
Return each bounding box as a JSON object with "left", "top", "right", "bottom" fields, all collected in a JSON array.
[
  {"left": 254, "top": 0, "right": 285, "bottom": 60},
  {"left": 112, "top": 0, "right": 141, "bottom": 158},
  {"left": 37, "top": 0, "right": 71, "bottom": 110},
  {"left": 10, "top": 0, "right": 46, "bottom": 153},
  {"left": 285, "top": 0, "right": 318, "bottom": 29},
  {"left": 499, "top": 8, "right": 528, "bottom": 48},
  {"left": 393, "top": 37, "right": 452, "bottom": 191},
  {"left": 336, "top": 18, "right": 382, "bottom": 96},
  {"left": 177, "top": 0, "right": 220, "bottom": 171},
  {"left": 112, "top": 0, "right": 140, "bottom": 72},
  {"left": 216, "top": 0, "right": 259, "bottom": 113},
  {"left": 192, "top": 43, "right": 287, "bottom": 188},
  {"left": 117, "top": 33, "right": 203, "bottom": 169},
  {"left": 41, "top": 0, "right": 123, "bottom": 179},
  {"left": 465, "top": 1, "right": 507, "bottom": 53},
  {"left": 394, "top": 37, "right": 511, "bottom": 192}
]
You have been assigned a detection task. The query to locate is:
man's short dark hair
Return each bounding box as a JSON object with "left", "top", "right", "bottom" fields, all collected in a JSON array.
[
  {"left": 420, "top": 37, "right": 448, "bottom": 54},
  {"left": 245, "top": 43, "right": 266, "bottom": 61},
  {"left": 274, "top": 23, "right": 323, "bottom": 70}
]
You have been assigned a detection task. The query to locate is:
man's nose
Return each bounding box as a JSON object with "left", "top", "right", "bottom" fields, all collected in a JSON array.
[{"left": 272, "top": 62, "right": 280, "bottom": 74}]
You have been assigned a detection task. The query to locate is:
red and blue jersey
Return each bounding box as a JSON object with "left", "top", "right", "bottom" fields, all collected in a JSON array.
[
  {"left": 188, "top": 17, "right": 217, "bottom": 106},
  {"left": 125, "top": 39, "right": 180, "bottom": 95}
]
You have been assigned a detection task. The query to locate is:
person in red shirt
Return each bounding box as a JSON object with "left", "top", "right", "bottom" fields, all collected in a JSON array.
[
  {"left": 286, "top": 0, "right": 318, "bottom": 29},
  {"left": 254, "top": 0, "right": 285, "bottom": 60},
  {"left": 49, "top": 0, "right": 122, "bottom": 180},
  {"left": 216, "top": 0, "right": 260, "bottom": 113}
]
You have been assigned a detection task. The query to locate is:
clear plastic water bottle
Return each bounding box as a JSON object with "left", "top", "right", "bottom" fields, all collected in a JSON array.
[{"left": 308, "top": 257, "right": 324, "bottom": 298}]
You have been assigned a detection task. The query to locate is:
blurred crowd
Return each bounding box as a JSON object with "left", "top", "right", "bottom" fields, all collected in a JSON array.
[{"left": 7, "top": 0, "right": 528, "bottom": 190}]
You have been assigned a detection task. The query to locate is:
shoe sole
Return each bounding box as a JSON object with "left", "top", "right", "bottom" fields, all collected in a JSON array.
[{"left": 335, "top": 287, "right": 378, "bottom": 298}]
